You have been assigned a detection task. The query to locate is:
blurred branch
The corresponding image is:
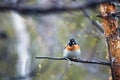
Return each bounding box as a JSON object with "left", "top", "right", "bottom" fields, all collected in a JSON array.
[
  {"left": 106, "top": 37, "right": 116, "bottom": 80},
  {"left": 35, "top": 56, "right": 110, "bottom": 66},
  {"left": 0, "top": 0, "right": 111, "bottom": 14},
  {"left": 81, "top": 9, "right": 104, "bottom": 33},
  {"left": 97, "top": 11, "right": 120, "bottom": 18}
]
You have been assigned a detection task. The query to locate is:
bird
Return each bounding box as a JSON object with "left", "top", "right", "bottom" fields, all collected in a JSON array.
[{"left": 63, "top": 38, "right": 81, "bottom": 64}]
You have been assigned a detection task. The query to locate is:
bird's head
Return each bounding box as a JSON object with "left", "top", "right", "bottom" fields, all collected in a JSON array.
[{"left": 68, "top": 38, "right": 77, "bottom": 46}]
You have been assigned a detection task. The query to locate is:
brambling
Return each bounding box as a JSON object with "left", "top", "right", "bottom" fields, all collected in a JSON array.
[{"left": 63, "top": 38, "right": 81, "bottom": 64}]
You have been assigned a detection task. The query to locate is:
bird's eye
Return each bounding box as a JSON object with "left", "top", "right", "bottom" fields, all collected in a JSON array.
[{"left": 72, "top": 42, "right": 75, "bottom": 44}]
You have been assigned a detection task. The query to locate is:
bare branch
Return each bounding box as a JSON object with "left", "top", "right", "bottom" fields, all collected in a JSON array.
[
  {"left": 0, "top": 0, "right": 112, "bottom": 14},
  {"left": 106, "top": 37, "right": 116, "bottom": 80},
  {"left": 81, "top": 9, "right": 104, "bottom": 33},
  {"left": 95, "top": 21, "right": 104, "bottom": 33},
  {"left": 35, "top": 56, "right": 110, "bottom": 66}
]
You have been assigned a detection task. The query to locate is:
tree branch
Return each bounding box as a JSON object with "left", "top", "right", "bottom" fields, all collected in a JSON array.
[
  {"left": 106, "top": 37, "right": 116, "bottom": 80},
  {"left": 35, "top": 56, "right": 110, "bottom": 66},
  {"left": 0, "top": 0, "right": 112, "bottom": 14},
  {"left": 81, "top": 9, "right": 104, "bottom": 33}
]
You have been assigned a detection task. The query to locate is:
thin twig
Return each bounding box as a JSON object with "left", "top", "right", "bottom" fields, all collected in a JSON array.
[
  {"left": 35, "top": 56, "right": 110, "bottom": 66},
  {"left": 0, "top": 0, "right": 112, "bottom": 14},
  {"left": 81, "top": 9, "right": 104, "bottom": 33},
  {"left": 106, "top": 37, "right": 116, "bottom": 80}
]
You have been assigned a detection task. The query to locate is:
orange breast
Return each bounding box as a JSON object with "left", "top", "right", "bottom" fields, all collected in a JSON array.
[{"left": 66, "top": 45, "right": 80, "bottom": 51}]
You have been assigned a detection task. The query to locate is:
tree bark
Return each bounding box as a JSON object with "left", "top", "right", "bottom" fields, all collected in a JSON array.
[{"left": 100, "top": 3, "right": 120, "bottom": 80}]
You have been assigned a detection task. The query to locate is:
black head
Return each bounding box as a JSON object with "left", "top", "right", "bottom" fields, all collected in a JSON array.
[{"left": 68, "top": 38, "right": 77, "bottom": 46}]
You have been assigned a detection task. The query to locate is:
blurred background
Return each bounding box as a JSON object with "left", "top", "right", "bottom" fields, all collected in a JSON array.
[{"left": 0, "top": 0, "right": 109, "bottom": 80}]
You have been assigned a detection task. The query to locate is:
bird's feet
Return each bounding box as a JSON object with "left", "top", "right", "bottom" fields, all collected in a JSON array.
[{"left": 65, "top": 57, "right": 72, "bottom": 65}]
